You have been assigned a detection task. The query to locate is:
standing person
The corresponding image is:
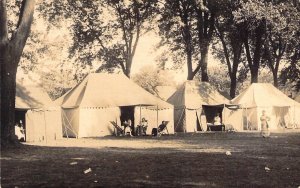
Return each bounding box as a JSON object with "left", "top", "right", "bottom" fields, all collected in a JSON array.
[
  {"left": 260, "top": 110, "right": 270, "bottom": 137},
  {"left": 141, "top": 118, "right": 148, "bottom": 135}
]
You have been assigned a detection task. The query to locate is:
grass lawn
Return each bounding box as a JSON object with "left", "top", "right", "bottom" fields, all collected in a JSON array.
[{"left": 1, "top": 132, "right": 300, "bottom": 187}]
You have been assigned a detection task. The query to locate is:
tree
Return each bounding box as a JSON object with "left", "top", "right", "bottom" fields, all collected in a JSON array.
[
  {"left": 40, "top": 0, "right": 158, "bottom": 78},
  {"left": 0, "top": 0, "right": 36, "bottom": 145},
  {"left": 158, "top": 0, "right": 199, "bottom": 80},
  {"left": 261, "top": 1, "right": 300, "bottom": 87},
  {"left": 132, "top": 65, "right": 176, "bottom": 97},
  {"left": 194, "top": 0, "right": 221, "bottom": 82},
  {"left": 233, "top": 0, "right": 267, "bottom": 83},
  {"left": 213, "top": 1, "right": 245, "bottom": 98}
]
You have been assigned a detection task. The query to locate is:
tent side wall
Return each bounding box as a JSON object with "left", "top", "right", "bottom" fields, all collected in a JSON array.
[
  {"left": 173, "top": 108, "right": 185, "bottom": 132},
  {"left": 185, "top": 109, "right": 201, "bottom": 132},
  {"left": 62, "top": 108, "right": 80, "bottom": 138},
  {"left": 78, "top": 107, "right": 120, "bottom": 138},
  {"left": 135, "top": 107, "right": 175, "bottom": 135},
  {"left": 223, "top": 108, "right": 243, "bottom": 131},
  {"left": 242, "top": 108, "right": 259, "bottom": 131},
  {"left": 44, "top": 108, "right": 63, "bottom": 140},
  {"left": 26, "top": 108, "right": 62, "bottom": 142}
]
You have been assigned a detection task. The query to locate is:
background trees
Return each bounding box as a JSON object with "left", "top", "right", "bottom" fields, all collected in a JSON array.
[{"left": 40, "top": 0, "right": 158, "bottom": 78}]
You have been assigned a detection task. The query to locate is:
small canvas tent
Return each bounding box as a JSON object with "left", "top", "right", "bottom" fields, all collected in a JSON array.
[
  {"left": 16, "top": 80, "right": 62, "bottom": 142},
  {"left": 56, "top": 73, "right": 174, "bottom": 138},
  {"left": 231, "top": 83, "right": 300, "bottom": 131},
  {"left": 167, "top": 80, "right": 242, "bottom": 132}
]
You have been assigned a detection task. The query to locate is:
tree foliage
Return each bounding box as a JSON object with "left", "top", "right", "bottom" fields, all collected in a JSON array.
[
  {"left": 132, "top": 65, "right": 176, "bottom": 97},
  {"left": 39, "top": 0, "right": 158, "bottom": 78}
]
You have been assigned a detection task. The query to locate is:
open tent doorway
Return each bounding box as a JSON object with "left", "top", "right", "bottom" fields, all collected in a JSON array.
[
  {"left": 120, "top": 106, "right": 135, "bottom": 134},
  {"left": 15, "top": 110, "right": 27, "bottom": 141},
  {"left": 202, "top": 105, "right": 224, "bottom": 124}
]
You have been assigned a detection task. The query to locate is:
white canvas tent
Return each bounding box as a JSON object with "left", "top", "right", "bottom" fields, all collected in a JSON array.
[
  {"left": 16, "top": 80, "right": 62, "bottom": 142},
  {"left": 167, "top": 80, "right": 243, "bottom": 132},
  {"left": 56, "top": 73, "right": 174, "bottom": 138},
  {"left": 231, "top": 83, "right": 300, "bottom": 131}
]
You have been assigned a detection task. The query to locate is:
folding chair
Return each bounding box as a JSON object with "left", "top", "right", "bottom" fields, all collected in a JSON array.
[
  {"left": 110, "top": 121, "right": 123, "bottom": 136},
  {"left": 158, "top": 121, "right": 169, "bottom": 136}
]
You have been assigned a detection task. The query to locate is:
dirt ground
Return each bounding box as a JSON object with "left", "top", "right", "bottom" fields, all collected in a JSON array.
[{"left": 1, "top": 132, "right": 300, "bottom": 187}]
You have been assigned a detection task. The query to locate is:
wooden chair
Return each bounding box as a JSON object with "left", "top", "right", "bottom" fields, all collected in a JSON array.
[{"left": 110, "top": 121, "right": 123, "bottom": 136}]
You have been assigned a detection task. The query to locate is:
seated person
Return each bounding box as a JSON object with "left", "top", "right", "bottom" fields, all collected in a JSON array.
[
  {"left": 158, "top": 121, "right": 167, "bottom": 132},
  {"left": 123, "top": 119, "right": 133, "bottom": 136},
  {"left": 15, "top": 122, "right": 25, "bottom": 141},
  {"left": 137, "top": 118, "right": 148, "bottom": 135},
  {"left": 213, "top": 113, "right": 222, "bottom": 126}
]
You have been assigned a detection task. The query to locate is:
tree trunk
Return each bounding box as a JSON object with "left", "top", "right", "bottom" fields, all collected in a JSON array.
[
  {"left": 230, "top": 54, "right": 240, "bottom": 99},
  {"left": 272, "top": 59, "right": 280, "bottom": 87},
  {"left": 229, "top": 75, "right": 237, "bottom": 99},
  {"left": 250, "top": 23, "right": 264, "bottom": 83},
  {"left": 272, "top": 70, "right": 278, "bottom": 87},
  {"left": 200, "top": 44, "right": 209, "bottom": 82},
  {"left": 0, "top": 0, "right": 35, "bottom": 147},
  {"left": 186, "top": 46, "right": 193, "bottom": 80},
  {"left": 1, "top": 44, "right": 18, "bottom": 145}
]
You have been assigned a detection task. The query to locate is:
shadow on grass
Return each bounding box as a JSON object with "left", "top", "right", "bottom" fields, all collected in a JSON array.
[{"left": 1, "top": 132, "right": 300, "bottom": 187}]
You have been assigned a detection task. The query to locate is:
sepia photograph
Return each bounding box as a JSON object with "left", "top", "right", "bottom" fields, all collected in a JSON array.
[{"left": 1, "top": 0, "right": 300, "bottom": 187}]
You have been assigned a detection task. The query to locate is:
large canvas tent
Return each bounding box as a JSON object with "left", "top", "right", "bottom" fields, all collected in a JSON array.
[
  {"left": 16, "top": 80, "right": 62, "bottom": 142},
  {"left": 167, "top": 80, "right": 242, "bottom": 132},
  {"left": 56, "top": 73, "right": 174, "bottom": 138},
  {"left": 231, "top": 83, "right": 300, "bottom": 131}
]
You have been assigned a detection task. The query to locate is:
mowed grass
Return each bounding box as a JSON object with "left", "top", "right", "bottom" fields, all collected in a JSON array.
[{"left": 1, "top": 132, "right": 300, "bottom": 187}]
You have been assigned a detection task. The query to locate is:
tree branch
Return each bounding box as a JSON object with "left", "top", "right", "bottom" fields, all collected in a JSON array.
[
  {"left": 243, "top": 33, "right": 253, "bottom": 69},
  {"left": 0, "top": 0, "right": 8, "bottom": 43},
  {"left": 12, "top": 0, "right": 35, "bottom": 54},
  {"left": 131, "top": 5, "right": 141, "bottom": 58},
  {"left": 215, "top": 23, "right": 232, "bottom": 75}
]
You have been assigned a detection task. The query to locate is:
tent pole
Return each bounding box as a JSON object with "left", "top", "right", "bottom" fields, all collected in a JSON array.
[
  {"left": 140, "top": 105, "right": 142, "bottom": 125},
  {"left": 43, "top": 110, "right": 48, "bottom": 144},
  {"left": 246, "top": 106, "right": 248, "bottom": 131},
  {"left": 139, "top": 105, "right": 142, "bottom": 136},
  {"left": 157, "top": 105, "right": 158, "bottom": 137}
]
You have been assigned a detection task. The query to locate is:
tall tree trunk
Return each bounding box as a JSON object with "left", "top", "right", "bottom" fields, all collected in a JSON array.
[
  {"left": 186, "top": 47, "right": 193, "bottom": 80},
  {"left": 1, "top": 44, "right": 18, "bottom": 145},
  {"left": 229, "top": 75, "right": 237, "bottom": 99},
  {"left": 272, "top": 69, "right": 278, "bottom": 87},
  {"left": 230, "top": 54, "right": 240, "bottom": 99},
  {"left": 125, "top": 57, "right": 132, "bottom": 78},
  {"left": 0, "top": 0, "right": 35, "bottom": 146},
  {"left": 250, "top": 23, "right": 264, "bottom": 83},
  {"left": 200, "top": 43, "right": 209, "bottom": 82}
]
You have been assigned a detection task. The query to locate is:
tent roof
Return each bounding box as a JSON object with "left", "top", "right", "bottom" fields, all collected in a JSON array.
[
  {"left": 56, "top": 73, "right": 173, "bottom": 109},
  {"left": 156, "top": 85, "right": 177, "bottom": 101},
  {"left": 231, "top": 83, "right": 300, "bottom": 108},
  {"left": 167, "top": 80, "right": 229, "bottom": 109},
  {"left": 295, "top": 95, "right": 300, "bottom": 103},
  {"left": 15, "top": 80, "right": 53, "bottom": 109}
]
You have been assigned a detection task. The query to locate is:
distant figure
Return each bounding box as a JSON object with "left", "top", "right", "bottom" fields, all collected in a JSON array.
[
  {"left": 214, "top": 113, "right": 221, "bottom": 125},
  {"left": 15, "top": 121, "right": 25, "bottom": 141},
  {"left": 158, "top": 121, "right": 167, "bottom": 132},
  {"left": 137, "top": 117, "right": 148, "bottom": 136},
  {"left": 123, "top": 119, "right": 133, "bottom": 136},
  {"left": 141, "top": 118, "right": 148, "bottom": 128},
  {"left": 260, "top": 110, "right": 270, "bottom": 137}
]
